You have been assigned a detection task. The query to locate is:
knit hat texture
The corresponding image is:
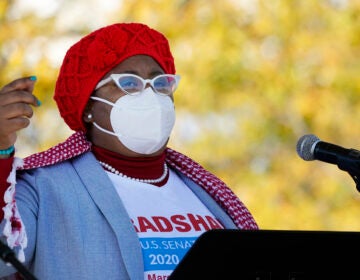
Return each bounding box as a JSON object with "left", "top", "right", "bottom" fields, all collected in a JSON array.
[{"left": 54, "top": 23, "right": 175, "bottom": 132}]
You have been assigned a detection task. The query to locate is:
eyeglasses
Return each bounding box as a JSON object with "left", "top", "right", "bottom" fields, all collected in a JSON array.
[{"left": 95, "top": 73, "right": 181, "bottom": 96}]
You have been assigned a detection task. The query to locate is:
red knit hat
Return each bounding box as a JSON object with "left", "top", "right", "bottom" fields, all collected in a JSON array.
[{"left": 54, "top": 23, "right": 176, "bottom": 132}]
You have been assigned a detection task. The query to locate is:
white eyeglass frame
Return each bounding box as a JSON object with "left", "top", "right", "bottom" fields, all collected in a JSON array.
[{"left": 95, "top": 73, "right": 181, "bottom": 96}]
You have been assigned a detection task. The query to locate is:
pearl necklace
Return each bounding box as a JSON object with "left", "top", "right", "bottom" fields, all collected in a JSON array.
[{"left": 99, "top": 161, "right": 168, "bottom": 184}]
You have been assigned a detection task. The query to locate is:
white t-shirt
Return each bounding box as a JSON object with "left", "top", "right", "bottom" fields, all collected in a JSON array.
[{"left": 106, "top": 169, "right": 224, "bottom": 279}]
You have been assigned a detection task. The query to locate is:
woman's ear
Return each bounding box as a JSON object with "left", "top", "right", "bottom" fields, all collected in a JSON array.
[{"left": 82, "top": 102, "right": 93, "bottom": 124}]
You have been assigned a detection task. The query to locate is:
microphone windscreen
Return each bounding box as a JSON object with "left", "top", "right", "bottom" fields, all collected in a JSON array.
[{"left": 296, "top": 134, "right": 320, "bottom": 161}]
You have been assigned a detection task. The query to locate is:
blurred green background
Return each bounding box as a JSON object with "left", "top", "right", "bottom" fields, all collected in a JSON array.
[{"left": 1, "top": 0, "right": 360, "bottom": 230}]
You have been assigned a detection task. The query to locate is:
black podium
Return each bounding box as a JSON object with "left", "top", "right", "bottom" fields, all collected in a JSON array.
[{"left": 169, "top": 229, "right": 360, "bottom": 280}]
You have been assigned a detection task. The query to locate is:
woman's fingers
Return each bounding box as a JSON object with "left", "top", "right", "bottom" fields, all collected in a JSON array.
[
  {"left": 0, "top": 76, "right": 40, "bottom": 107},
  {"left": 0, "top": 76, "right": 40, "bottom": 150}
]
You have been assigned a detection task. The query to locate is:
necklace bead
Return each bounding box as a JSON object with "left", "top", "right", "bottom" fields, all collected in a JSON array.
[{"left": 99, "top": 161, "right": 168, "bottom": 184}]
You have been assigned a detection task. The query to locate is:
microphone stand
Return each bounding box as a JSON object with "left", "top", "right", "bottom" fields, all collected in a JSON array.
[
  {"left": 0, "top": 240, "right": 37, "bottom": 280},
  {"left": 337, "top": 157, "right": 360, "bottom": 193}
]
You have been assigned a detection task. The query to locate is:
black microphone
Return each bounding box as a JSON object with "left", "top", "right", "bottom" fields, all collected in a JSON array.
[{"left": 296, "top": 134, "right": 360, "bottom": 169}]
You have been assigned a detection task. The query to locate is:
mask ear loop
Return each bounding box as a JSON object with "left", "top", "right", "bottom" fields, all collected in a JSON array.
[
  {"left": 92, "top": 122, "right": 119, "bottom": 137},
  {"left": 89, "top": 96, "right": 124, "bottom": 137},
  {"left": 90, "top": 96, "right": 117, "bottom": 106}
]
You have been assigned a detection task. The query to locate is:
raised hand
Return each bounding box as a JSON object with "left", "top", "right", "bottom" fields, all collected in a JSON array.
[{"left": 0, "top": 76, "right": 40, "bottom": 156}]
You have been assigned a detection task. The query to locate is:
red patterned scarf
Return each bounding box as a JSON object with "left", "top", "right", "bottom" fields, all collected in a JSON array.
[
  {"left": 5, "top": 131, "right": 258, "bottom": 261},
  {"left": 22, "top": 131, "right": 257, "bottom": 228}
]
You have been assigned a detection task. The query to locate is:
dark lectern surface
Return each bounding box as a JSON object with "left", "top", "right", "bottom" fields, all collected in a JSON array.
[{"left": 169, "top": 229, "right": 360, "bottom": 280}]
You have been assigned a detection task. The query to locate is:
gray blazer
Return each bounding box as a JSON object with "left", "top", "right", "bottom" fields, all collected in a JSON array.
[{"left": 0, "top": 152, "right": 237, "bottom": 280}]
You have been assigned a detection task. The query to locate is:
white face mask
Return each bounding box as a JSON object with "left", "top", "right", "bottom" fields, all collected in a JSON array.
[{"left": 90, "top": 88, "right": 175, "bottom": 154}]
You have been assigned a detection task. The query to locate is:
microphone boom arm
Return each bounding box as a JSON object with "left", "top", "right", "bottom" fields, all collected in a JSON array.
[
  {"left": 336, "top": 156, "right": 360, "bottom": 193},
  {"left": 0, "top": 240, "right": 37, "bottom": 280}
]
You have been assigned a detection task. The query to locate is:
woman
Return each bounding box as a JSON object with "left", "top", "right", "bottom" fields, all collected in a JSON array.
[{"left": 0, "top": 23, "right": 257, "bottom": 279}]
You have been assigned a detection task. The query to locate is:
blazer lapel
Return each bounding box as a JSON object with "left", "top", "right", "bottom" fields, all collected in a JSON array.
[{"left": 73, "top": 152, "right": 144, "bottom": 280}]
